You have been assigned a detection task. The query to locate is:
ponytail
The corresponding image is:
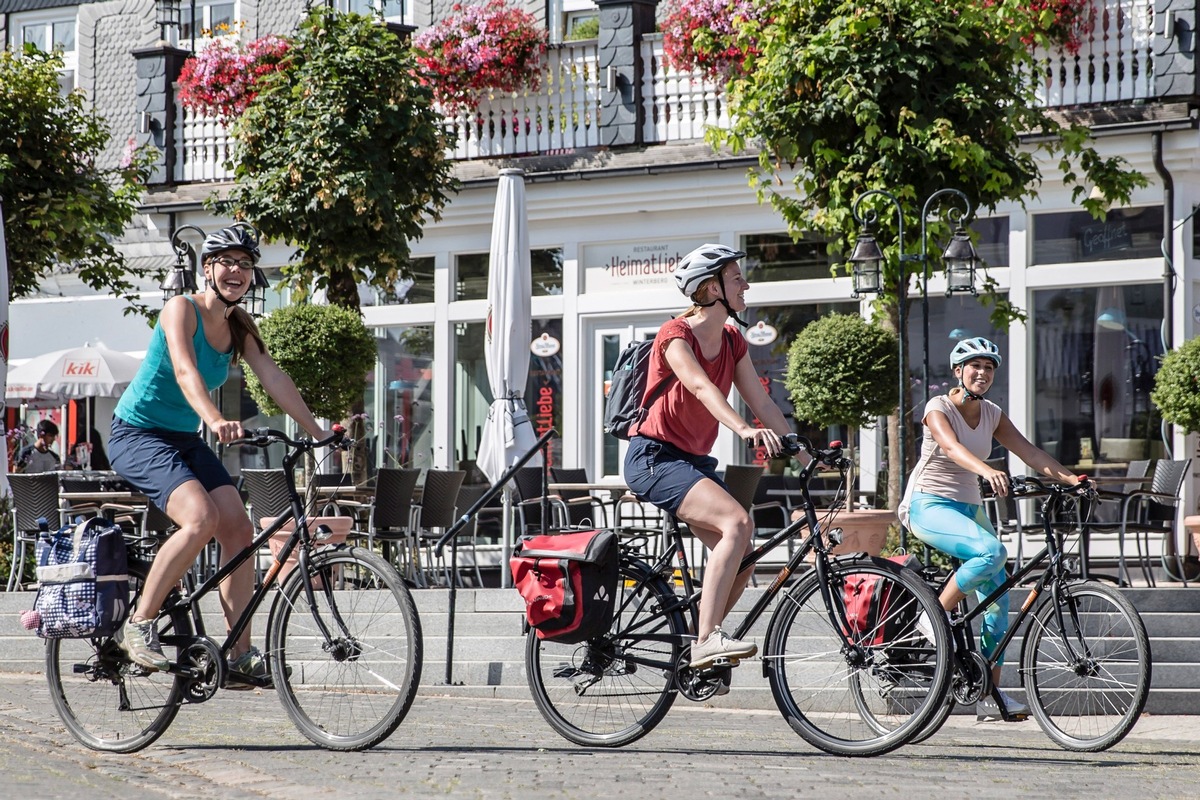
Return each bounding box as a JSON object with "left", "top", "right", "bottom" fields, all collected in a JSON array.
[{"left": 226, "top": 305, "right": 265, "bottom": 364}]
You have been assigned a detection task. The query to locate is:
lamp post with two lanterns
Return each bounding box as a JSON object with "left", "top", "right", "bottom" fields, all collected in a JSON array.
[{"left": 846, "top": 188, "right": 981, "bottom": 542}]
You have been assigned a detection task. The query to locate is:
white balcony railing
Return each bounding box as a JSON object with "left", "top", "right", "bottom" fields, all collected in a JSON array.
[
  {"left": 1031, "top": 0, "right": 1156, "bottom": 106},
  {"left": 172, "top": 0, "right": 1160, "bottom": 183},
  {"left": 442, "top": 41, "right": 601, "bottom": 159},
  {"left": 639, "top": 34, "right": 731, "bottom": 145}
]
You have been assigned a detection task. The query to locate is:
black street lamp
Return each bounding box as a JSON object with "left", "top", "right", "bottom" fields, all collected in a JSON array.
[{"left": 848, "top": 188, "right": 981, "bottom": 537}]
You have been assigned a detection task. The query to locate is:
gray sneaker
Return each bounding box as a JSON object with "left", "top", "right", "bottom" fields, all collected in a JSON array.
[
  {"left": 118, "top": 617, "right": 169, "bottom": 672},
  {"left": 977, "top": 690, "right": 1030, "bottom": 721},
  {"left": 690, "top": 627, "right": 757, "bottom": 668},
  {"left": 226, "top": 646, "right": 271, "bottom": 690}
]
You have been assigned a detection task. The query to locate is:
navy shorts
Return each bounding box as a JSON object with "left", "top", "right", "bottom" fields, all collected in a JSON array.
[
  {"left": 109, "top": 417, "right": 234, "bottom": 513},
  {"left": 623, "top": 436, "right": 728, "bottom": 515}
]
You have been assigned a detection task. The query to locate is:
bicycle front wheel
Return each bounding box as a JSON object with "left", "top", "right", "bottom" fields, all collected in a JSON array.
[
  {"left": 526, "top": 558, "right": 685, "bottom": 747},
  {"left": 45, "top": 560, "right": 188, "bottom": 753},
  {"left": 765, "top": 556, "right": 952, "bottom": 756},
  {"left": 269, "top": 545, "right": 422, "bottom": 751},
  {"left": 1022, "top": 580, "right": 1151, "bottom": 752}
]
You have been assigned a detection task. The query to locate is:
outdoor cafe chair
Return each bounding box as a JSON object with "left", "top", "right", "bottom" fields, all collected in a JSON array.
[
  {"left": 7, "top": 472, "right": 63, "bottom": 591},
  {"left": 411, "top": 469, "right": 466, "bottom": 587},
  {"left": 1081, "top": 458, "right": 1190, "bottom": 587},
  {"left": 548, "top": 466, "right": 609, "bottom": 528},
  {"left": 336, "top": 467, "right": 421, "bottom": 581}
]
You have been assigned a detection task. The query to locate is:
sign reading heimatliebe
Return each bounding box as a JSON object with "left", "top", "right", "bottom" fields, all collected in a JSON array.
[{"left": 583, "top": 238, "right": 703, "bottom": 292}]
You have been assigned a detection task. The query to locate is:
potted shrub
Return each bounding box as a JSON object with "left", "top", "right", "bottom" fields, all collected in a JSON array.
[
  {"left": 245, "top": 303, "right": 378, "bottom": 484},
  {"left": 784, "top": 313, "right": 899, "bottom": 553},
  {"left": 1150, "top": 335, "right": 1200, "bottom": 575}
]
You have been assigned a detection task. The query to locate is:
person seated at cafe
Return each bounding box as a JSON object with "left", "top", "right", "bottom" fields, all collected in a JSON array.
[
  {"left": 15, "top": 420, "right": 62, "bottom": 473},
  {"left": 66, "top": 427, "right": 110, "bottom": 471}
]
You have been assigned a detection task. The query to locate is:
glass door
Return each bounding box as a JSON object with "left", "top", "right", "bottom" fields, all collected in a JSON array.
[{"left": 593, "top": 319, "right": 662, "bottom": 479}]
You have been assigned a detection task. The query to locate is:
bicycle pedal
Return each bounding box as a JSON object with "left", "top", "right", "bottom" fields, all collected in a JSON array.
[{"left": 709, "top": 656, "right": 738, "bottom": 668}]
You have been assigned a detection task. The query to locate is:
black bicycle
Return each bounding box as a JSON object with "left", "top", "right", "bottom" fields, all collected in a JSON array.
[
  {"left": 523, "top": 434, "right": 954, "bottom": 756},
  {"left": 44, "top": 427, "right": 423, "bottom": 753},
  {"left": 901, "top": 475, "right": 1152, "bottom": 752}
]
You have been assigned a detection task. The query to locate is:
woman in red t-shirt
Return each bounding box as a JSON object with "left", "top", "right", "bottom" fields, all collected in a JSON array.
[{"left": 623, "top": 243, "right": 796, "bottom": 675}]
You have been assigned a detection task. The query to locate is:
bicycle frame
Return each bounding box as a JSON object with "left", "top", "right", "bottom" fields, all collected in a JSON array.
[
  {"left": 944, "top": 486, "right": 1094, "bottom": 677},
  {"left": 618, "top": 449, "right": 858, "bottom": 654},
  {"left": 156, "top": 431, "right": 347, "bottom": 671}
]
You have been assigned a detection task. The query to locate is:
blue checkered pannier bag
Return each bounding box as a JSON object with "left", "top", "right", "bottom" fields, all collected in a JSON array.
[{"left": 33, "top": 518, "right": 130, "bottom": 639}]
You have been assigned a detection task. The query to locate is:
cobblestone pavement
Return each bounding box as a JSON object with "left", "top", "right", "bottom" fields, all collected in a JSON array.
[{"left": 1, "top": 672, "right": 1197, "bottom": 799}]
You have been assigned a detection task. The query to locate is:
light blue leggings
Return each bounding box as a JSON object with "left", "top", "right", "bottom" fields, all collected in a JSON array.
[{"left": 907, "top": 491, "right": 1009, "bottom": 665}]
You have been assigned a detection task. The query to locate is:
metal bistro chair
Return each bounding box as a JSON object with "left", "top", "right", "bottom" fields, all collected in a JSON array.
[
  {"left": 1083, "top": 458, "right": 1189, "bottom": 587},
  {"left": 337, "top": 467, "right": 422, "bottom": 582},
  {"left": 7, "top": 472, "right": 63, "bottom": 591},
  {"left": 241, "top": 468, "right": 292, "bottom": 585},
  {"left": 411, "top": 469, "right": 467, "bottom": 587},
  {"left": 549, "top": 466, "right": 609, "bottom": 528}
]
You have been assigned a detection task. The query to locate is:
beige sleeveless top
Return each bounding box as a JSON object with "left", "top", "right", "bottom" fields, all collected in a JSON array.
[{"left": 903, "top": 393, "right": 1002, "bottom": 509}]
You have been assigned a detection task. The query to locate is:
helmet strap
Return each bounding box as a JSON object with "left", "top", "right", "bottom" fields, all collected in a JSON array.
[
  {"left": 958, "top": 381, "right": 983, "bottom": 402},
  {"left": 208, "top": 281, "right": 242, "bottom": 317},
  {"left": 715, "top": 274, "right": 748, "bottom": 328}
]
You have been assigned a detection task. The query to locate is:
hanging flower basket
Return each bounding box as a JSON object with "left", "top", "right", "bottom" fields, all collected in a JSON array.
[
  {"left": 662, "top": 0, "right": 768, "bottom": 82},
  {"left": 986, "top": 0, "right": 1093, "bottom": 55},
  {"left": 412, "top": 0, "right": 548, "bottom": 114},
  {"left": 177, "top": 34, "right": 292, "bottom": 123}
]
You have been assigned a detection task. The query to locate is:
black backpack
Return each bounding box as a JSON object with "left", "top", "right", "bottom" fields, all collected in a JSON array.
[
  {"left": 603, "top": 339, "right": 674, "bottom": 440},
  {"left": 603, "top": 328, "right": 731, "bottom": 440}
]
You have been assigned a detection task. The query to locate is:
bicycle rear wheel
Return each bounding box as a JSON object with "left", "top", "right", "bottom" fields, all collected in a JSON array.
[
  {"left": 45, "top": 560, "right": 188, "bottom": 753},
  {"left": 269, "top": 546, "right": 422, "bottom": 751},
  {"left": 526, "top": 558, "right": 685, "bottom": 747},
  {"left": 765, "top": 556, "right": 952, "bottom": 756},
  {"left": 1022, "top": 580, "right": 1151, "bottom": 751}
]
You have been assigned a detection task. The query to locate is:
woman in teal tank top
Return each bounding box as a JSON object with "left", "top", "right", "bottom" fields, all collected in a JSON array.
[{"left": 109, "top": 225, "right": 330, "bottom": 683}]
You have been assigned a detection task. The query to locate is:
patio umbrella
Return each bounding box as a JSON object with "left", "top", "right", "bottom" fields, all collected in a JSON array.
[
  {"left": 7, "top": 343, "right": 142, "bottom": 438},
  {"left": 476, "top": 168, "right": 541, "bottom": 588}
]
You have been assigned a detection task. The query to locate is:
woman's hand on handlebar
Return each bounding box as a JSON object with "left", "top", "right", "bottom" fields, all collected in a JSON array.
[
  {"left": 980, "top": 464, "right": 1009, "bottom": 497},
  {"left": 740, "top": 426, "right": 785, "bottom": 458},
  {"left": 209, "top": 418, "right": 244, "bottom": 444}
]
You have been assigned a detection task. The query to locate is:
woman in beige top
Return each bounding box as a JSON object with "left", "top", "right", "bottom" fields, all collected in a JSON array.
[{"left": 902, "top": 337, "right": 1079, "bottom": 722}]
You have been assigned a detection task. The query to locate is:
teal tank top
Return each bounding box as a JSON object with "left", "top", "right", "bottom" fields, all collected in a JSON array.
[{"left": 115, "top": 297, "right": 233, "bottom": 432}]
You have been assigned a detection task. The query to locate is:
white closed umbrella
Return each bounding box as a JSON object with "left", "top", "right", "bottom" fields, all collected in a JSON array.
[{"left": 476, "top": 168, "right": 540, "bottom": 587}]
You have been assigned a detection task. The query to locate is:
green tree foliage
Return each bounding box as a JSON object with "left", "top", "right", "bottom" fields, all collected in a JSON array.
[
  {"left": 0, "top": 48, "right": 156, "bottom": 313},
  {"left": 1152, "top": 337, "right": 1200, "bottom": 436},
  {"left": 715, "top": 0, "right": 1145, "bottom": 325},
  {"left": 247, "top": 303, "right": 377, "bottom": 420},
  {"left": 784, "top": 313, "right": 898, "bottom": 430},
  {"left": 225, "top": 10, "right": 457, "bottom": 310}
]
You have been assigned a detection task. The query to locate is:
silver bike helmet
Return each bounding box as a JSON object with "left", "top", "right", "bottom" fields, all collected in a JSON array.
[
  {"left": 674, "top": 243, "right": 746, "bottom": 298},
  {"left": 201, "top": 224, "right": 261, "bottom": 264},
  {"left": 950, "top": 337, "right": 1002, "bottom": 368}
]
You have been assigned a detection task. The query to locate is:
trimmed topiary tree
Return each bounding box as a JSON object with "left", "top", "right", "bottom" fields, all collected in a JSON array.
[
  {"left": 247, "top": 303, "right": 376, "bottom": 419},
  {"left": 1152, "top": 336, "right": 1200, "bottom": 437},
  {"left": 784, "top": 313, "right": 899, "bottom": 505}
]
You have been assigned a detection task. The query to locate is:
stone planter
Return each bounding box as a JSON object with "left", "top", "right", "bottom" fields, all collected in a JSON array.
[
  {"left": 264, "top": 516, "right": 353, "bottom": 581},
  {"left": 797, "top": 508, "right": 893, "bottom": 558}
]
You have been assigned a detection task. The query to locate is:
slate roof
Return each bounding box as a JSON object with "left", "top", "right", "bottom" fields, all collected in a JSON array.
[{"left": 0, "top": 1, "right": 95, "bottom": 13}]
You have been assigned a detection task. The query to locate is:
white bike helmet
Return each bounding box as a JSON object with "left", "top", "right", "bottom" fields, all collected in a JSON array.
[
  {"left": 675, "top": 243, "right": 746, "bottom": 298},
  {"left": 950, "top": 337, "right": 1002, "bottom": 368}
]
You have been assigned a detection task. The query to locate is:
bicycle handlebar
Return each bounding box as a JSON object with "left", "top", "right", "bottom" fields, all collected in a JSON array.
[
  {"left": 1008, "top": 474, "right": 1096, "bottom": 500},
  {"left": 228, "top": 424, "right": 347, "bottom": 451},
  {"left": 779, "top": 433, "right": 848, "bottom": 470}
]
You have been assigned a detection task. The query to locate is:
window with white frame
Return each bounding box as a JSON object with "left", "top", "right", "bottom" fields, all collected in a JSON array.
[
  {"left": 14, "top": 10, "right": 77, "bottom": 92},
  {"left": 338, "top": 0, "right": 410, "bottom": 25},
  {"left": 179, "top": 1, "right": 237, "bottom": 51}
]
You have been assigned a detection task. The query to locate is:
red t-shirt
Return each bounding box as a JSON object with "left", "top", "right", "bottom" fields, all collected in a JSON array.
[{"left": 634, "top": 318, "right": 748, "bottom": 456}]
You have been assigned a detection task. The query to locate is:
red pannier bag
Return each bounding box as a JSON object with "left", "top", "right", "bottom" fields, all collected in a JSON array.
[
  {"left": 510, "top": 529, "right": 618, "bottom": 643},
  {"left": 842, "top": 554, "right": 922, "bottom": 647}
]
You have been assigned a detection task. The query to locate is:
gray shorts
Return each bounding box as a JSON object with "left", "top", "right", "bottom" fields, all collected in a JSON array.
[
  {"left": 109, "top": 417, "right": 234, "bottom": 513},
  {"left": 623, "top": 436, "right": 728, "bottom": 515}
]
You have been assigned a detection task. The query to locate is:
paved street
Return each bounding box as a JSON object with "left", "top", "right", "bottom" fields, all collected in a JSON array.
[{"left": 0, "top": 672, "right": 1196, "bottom": 799}]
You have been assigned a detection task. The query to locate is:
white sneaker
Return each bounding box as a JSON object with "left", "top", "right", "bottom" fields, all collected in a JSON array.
[
  {"left": 690, "top": 627, "right": 757, "bottom": 668},
  {"left": 977, "top": 690, "right": 1030, "bottom": 721},
  {"left": 914, "top": 609, "right": 949, "bottom": 643}
]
